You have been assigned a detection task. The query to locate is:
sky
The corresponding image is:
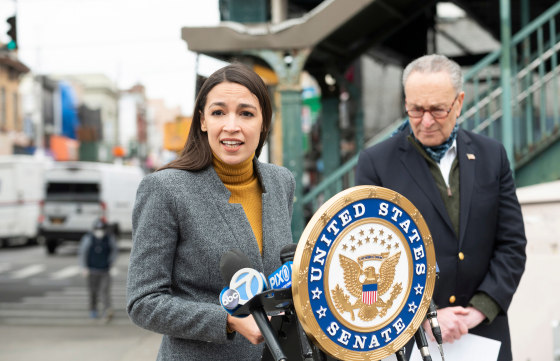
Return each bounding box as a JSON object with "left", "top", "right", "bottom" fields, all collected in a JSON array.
[
  {"left": 0, "top": 0, "right": 223, "bottom": 114},
  {"left": 0, "top": 0, "right": 473, "bottom": 116}
]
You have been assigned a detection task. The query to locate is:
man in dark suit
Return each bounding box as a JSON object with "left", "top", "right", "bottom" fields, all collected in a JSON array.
[{"left": 356, "top": 54, "right": 526, "bottom": 361}]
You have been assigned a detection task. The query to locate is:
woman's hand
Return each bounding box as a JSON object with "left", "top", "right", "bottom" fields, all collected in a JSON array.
[{"left": 227, "top": 314, "right": 264, "bottom": 344}]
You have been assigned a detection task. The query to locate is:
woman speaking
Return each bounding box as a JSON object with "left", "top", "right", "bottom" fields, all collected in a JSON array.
[{"left": 127, "top": 63, "right": 295, "bottom": 360}]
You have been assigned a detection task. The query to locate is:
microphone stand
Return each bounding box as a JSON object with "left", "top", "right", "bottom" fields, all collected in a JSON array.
[
  {"left": 234, "top": 288, "right": 292, "bottom": 361},
  {"left": 395, "top": 347, "right": 407, "bottom": 361},
  {"left": 414, "top": 326, "right": 433, "bottom": 361},
  {"left": 247, "top": 287, "right": 330, "bottom": 361},
  {"left": 426, "top": 301, "right": 445, "bottom": 360},
  {"left": 252, "top": 287, "right": 444, "bottom": 361},
  {"left": 278, "top": 244, "right": 328, "bottom": 361},
  {"left": 426, "top": 265, "right": 445, "bottom": 360},
  {"left": 251, "top": 307, "right": 287, "bottom": 361},
  {"left": 297, "top": 320, "right": 327, "bottom": 361},
  {"left": 295, "top": 316, "right": 317, "bottom": 360}
]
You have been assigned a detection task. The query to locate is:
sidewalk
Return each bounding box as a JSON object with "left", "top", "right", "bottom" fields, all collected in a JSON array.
[{"left": 0, "top": 322, "right": 161, "bottom": 361}]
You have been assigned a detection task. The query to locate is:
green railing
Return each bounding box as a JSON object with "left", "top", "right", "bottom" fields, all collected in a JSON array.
[
  {"left": 300, "top": 1, "right": 560, "bottom": 218},
  {"left": 459, "top": 0, "right": 560, "bottom": 166},
  {"left": 301, "top": 119, "right": 401, "bottom": 214}
]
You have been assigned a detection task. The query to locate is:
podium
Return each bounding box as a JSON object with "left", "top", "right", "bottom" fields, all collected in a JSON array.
[{"left": 242, "top": 186, "right": 440, "bottom": 361}]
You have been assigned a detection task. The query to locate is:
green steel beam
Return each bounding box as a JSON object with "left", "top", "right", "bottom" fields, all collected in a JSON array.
[
  {"left": 320, "top": 96, "right": 341, "bottom": 200},
  {"left": 523, "top": 19, "right": 534, "bottom": 150},
  {"left": 248, "top": 49, "right": 310, "bottom": 242},
  {"left": 512, "top": 1, "right": 560, "bottom": 43},
  {"left": 300, "top": 118, "right": 402, "bottom": 205},
  {"left": 462, "top": 1, "right": 560, "bottom": 83},
  {"left": 302, "top": 0, "right": 560, "bottom": 214},
  {"left": 281, "top": 88, "right": 305, "bottom": 241},
  {"left": 348, "top": 83, "right": 365, "bottom": 154},
  {"left": 500, "top": 0, "right": 514, "bottom": 169},
  {"left": 515, "top": 133, "right": 560, "bottom": 187},
  {"left": 521, "top": 0, "right": 530, "bottom": 27},
  {"left": 550, "top": 19, "right": 559, "bottom": 129}
]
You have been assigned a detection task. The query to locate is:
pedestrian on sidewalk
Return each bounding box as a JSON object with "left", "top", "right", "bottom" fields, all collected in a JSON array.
[{"left": 79, "top": 218, "right": 118, "bottom": 322}]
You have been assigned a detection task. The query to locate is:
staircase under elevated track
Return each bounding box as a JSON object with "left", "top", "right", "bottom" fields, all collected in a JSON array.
[{"left": 302, "top": 1, "right": 560, "bottom": 215}]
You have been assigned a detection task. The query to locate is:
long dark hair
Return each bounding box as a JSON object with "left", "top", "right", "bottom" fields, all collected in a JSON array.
[{"left": 159, "top": 63, "right": 272, "bottom": 171}]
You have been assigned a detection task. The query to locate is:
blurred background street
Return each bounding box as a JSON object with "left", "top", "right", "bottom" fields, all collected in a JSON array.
[
  {"left": 1, "top": 0, "right": 560, "bottom": 360},
  {"left": 0, "top": 324, "right": 159, "bottom": 361},
  {"left": 0, "top": 240, "right": 161, "bottom": 361},
  {"left": 0, "top": 241, "right": 132, "bottom": 326},
  {"left": 1, "top": 184, "right": 559, "bottom": 361}
]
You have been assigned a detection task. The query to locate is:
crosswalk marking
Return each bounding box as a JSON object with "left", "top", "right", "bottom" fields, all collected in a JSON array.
[
  {"left": 49, "top": 265, "right": 81, "bottom": 279},
  {"left": 1, "top": 264, "right": 124, "bottom": 280},
  {"left": 10, "top": 264, "right": 46, "bottom": 279},
  {"left": 0, "top": 245, "right": 132, "bottom": 326}
]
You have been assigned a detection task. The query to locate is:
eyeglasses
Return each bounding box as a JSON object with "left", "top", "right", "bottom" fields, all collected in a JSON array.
[{"left": 405, "top": 94, "right": 459, "bottom": 120}]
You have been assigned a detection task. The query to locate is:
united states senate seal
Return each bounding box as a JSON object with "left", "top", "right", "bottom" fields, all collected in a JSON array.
[{"left": 292, "top": 186, "right": 436, "bottom": 360}]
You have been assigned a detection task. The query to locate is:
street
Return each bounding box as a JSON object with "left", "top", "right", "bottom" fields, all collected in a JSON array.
[
  {"left": 1, "top": 204, "right": 558, "bottom": 361},
  {"left": 0, "top": 324, "right": 160, "bottom": 361},
  {"left": 0, "top": 241, "right": 160, "bottom": 361},
  {"left": 0, "top": 241, "right": 130, "bottom": 326}
]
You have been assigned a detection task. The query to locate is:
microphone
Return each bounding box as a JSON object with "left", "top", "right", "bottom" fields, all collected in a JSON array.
[
  {"left": 219, "top": 249, "right": 287, "bottom": 361},
  {"left": 414, "top": 326, "right": 433, "bottom": 361},
  {"left": 280, "top": 242, "right": 297, "bottom": 264},
  {"left": 268, "top": 243, "right": 297, "bottom": 289},
  {"left": 426, "top": 262, "right": 444, "bottom": 360},
  {"left": 219, "top": 249, "right": 268, "bottom": 315},
  {"left": 427, "top": 301, "right": 444, "bottom": 360},
  {"left": 268, "top": 243, "right": 328, "bottom": 361},
  {"left": 395, "top": 347, "right": 407, "bottom": 361},
  {"left": 220, "top": 248, "right": 252, "bottom": 283}
]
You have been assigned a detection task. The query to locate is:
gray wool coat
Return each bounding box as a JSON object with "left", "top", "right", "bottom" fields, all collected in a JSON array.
[{"left": 126, "top": 159, "right": 295, "bottom": 361}]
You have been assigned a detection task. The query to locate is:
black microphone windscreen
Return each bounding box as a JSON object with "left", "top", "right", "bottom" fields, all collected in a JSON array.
[
  {"left": 220, "top": 249, "right": 252, "bottom": 284},
  {"left": 280, "top": 243, "right": 298, "bottom": 264}
]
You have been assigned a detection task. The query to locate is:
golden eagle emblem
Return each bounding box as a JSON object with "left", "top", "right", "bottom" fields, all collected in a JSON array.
[{"left": 331, "top": 251, "right": 403, "bottom": 321}]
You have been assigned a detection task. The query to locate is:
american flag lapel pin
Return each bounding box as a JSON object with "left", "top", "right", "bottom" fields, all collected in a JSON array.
[{"left": 467, "top": 153, "right": 476, "bottom": 160}]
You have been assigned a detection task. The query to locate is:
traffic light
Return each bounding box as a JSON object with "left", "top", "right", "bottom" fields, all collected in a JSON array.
[{"left": 6, "top": 16, "right": 17, "bottom": 50}]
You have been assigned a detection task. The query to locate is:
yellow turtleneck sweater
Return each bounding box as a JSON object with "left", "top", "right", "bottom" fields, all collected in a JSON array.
[{"left": 212, "top": 153, "right": 263, "bottom": 254}]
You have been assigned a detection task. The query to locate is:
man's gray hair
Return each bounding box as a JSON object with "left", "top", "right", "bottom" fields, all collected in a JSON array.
[{"left": 402, "top": 54, "right": 463, "bottom": 94}]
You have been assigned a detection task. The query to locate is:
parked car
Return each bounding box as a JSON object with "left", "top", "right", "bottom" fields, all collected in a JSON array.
[{"left": 39, "top": 161, "right": 144, "bottom": 254}]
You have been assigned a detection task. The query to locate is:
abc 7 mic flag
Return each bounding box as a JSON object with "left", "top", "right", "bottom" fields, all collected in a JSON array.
[{"left": 220, "top": 267, "right": 268, "bottom": 315}]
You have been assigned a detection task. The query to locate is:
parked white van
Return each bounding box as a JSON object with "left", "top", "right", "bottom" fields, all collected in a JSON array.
[
  {"left": 0, "top": 155, "right": 51, "bottom": 247},
  {"left": 39, "top": 161, "right": 144, "bottom": 254}
]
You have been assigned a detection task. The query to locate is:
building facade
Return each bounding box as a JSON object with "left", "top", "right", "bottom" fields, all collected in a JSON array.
[{"left": 0, "top": 51, "right": 30, "bottom": 155}]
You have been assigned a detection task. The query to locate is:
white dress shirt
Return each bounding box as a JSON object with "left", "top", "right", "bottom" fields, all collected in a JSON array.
[{"left": 438, "top": 139, "right": 457, "bottom": 188}]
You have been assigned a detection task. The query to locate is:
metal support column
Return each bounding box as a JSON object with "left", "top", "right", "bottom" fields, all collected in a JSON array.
[
  {"left": 281, "top": 87, "right": 305, "bottom": 241},
  {"left": 320, "top": 96, "right": 341, "bottom": 200},
  {"left": 521, "top": 0, "right": 532, "bottom": 152},
  {"left": 250, "top": 49, "right": 310, "bottom": 242},
  {"left": 500, "top": 0, "right": 515, "bottom": 169},
  {"left": 348, "top": 83, "right": 364, "bottom": 155}
]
